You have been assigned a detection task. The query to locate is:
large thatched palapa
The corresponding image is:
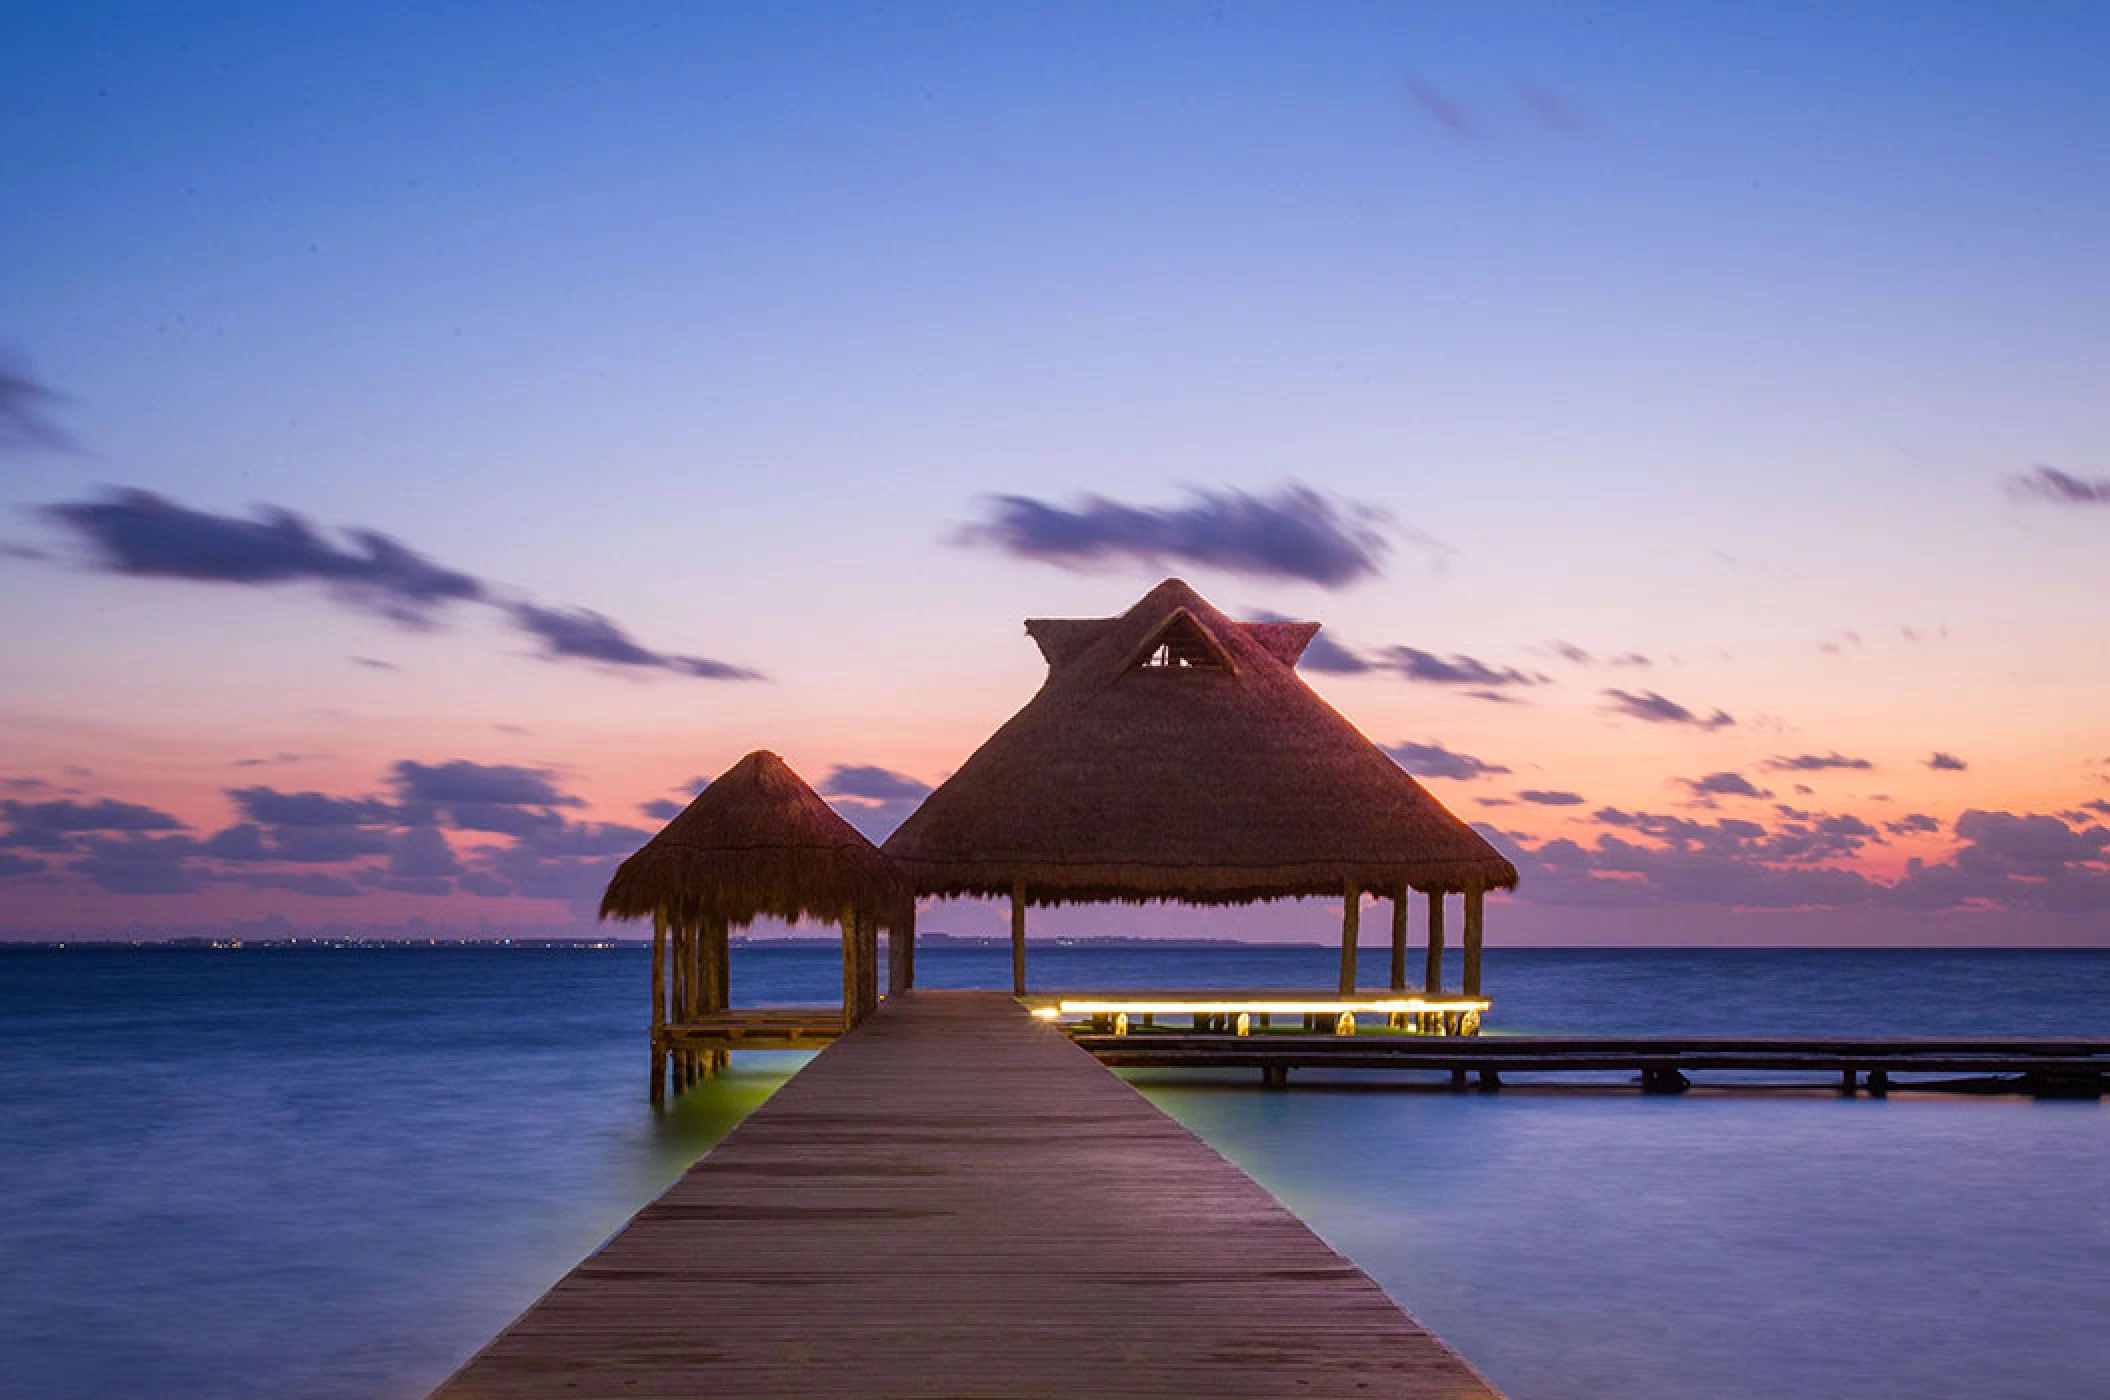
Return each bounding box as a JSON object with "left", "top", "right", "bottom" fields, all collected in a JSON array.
[
  {"left": 602, "top": 750, "right": 908, "bottom": 1103},
  {"left": 884, "top": 578, "right": 1516, "bottom": 997}
]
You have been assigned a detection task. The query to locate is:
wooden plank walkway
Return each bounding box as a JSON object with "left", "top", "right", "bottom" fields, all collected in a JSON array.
[
  {"left": 1072, "top": 1032, "right": 2110, "bottom": 1096},
  {"left": 432, "top": 991, "right": 1501, "bottom": 1399}
]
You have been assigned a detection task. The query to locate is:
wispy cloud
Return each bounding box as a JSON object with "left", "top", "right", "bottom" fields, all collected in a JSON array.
[
  {"left": 1380, "top": 740, "right": 1511, "bottom": 782},
  {"left": 2, "top": 798, "right": 185, "bottom": 846},
  {"left": 1517, "top": 789, "right": 1585, "bottom": 806},
  {"left": 391, "top": 759, "right": 582, "bottom": 811},
  {"left": 1404, "top": 75, "right": 1479, "bottom": 138},
  {"left": 1375, "top": 646, "right": 1547, "bottom": 689},
  {"left": 1761, "top": 752, "right": 1873, "bottom": 773},
  {"left": 820, "top": 765, "right": 934, "bottom": 803},
  {"left": 32, "top": 487, "right": 761, "bottom": 680},
  {"left": 1679, "top": 771, "right": 1771, "bottom": 800},
  {"left": 1602, "top": 689, "right": 1735, "bottom": 729},
  {"left": 1517, "top": 83, "right": 1586, "bottom": 134},
  {"left": 0, "top": 760, "right": 655, "bottom": 913},
  {"left": 229, "top": 786, "right": 395, "bottom": 827},
  {"left": 230, "top": 752, "right": 310, "bottom": 769},
  {"left": 2008, "top": 465, "right": 2110, "bottom": 506},
  {"left": 504, "top": 602, "right": 763, "bottom": 681},
  {"left": 1541, "top": 640, "right": 1651, "bottom": 669},
  {"left": 819, "top": 763, "right": 934, "bottom": 844},
  {"left": 958, "top": 483, "right": 1404, "bottom": 589},
  {"left": 1926, "top": 751, "right": 1968, "bottom": 772},
  {"left": 40, "top": 488, "right": 485, "bottom": 628},
  {"left": 0, "top": 355, "right": 72, "bottom": 454}
]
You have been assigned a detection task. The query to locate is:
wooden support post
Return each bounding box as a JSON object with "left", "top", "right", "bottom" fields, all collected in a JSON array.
[
  {"left": 689, "top": 921, "right": 706, "bottom": 1088},
  {"left": 650, "top": 907, "right": 668, "bottom": 1031},
  {"left": 1338, "top": 880, "right": 1360, "bottom": 995},
  {"left": 902, "top": 903, "right": 916, "bottom": 989},
  {"left": 700, "top": 918, "right": 722, "bottom": 1018},
  {"left": 687, "top": 918, "right": 704, "bottom": 1032},
  {"left": 1390, "top": 884, "right": 1409, "bottom": 992},
  {"left": 1010, "top": 883, "right": 1028, "bottom": 996},
  {"left": 841, "top": 912, "right": 860, "bottom": 1031},
  {"left": 1463, "top": 888, "right": 1485, "bottom": 997},
  {"left": 672, "top": 919, "right": 689, "bottom": 1022},
  {"left": 858, "top": 916, "right": 879, "bottom": 1020},
  {"left": 649, "top": 907, "right": 667, "bottom": 1106},
  {"left": 671, "top": 920, "right": 691, "bottom": 1092},
  {"left": 711, "top": 921, "right": 730, "bottom": 1012},
  {"left": 888, "top": 906, "right": 915, "bottom": 996},
  {"left": 1424, "top": 890, "right": 1446, "bottom": 997}
]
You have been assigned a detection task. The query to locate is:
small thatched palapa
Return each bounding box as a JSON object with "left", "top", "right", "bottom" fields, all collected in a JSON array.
[
  {"left": 601, "top": 750, "right": 907, "bottom": 928},
  {"left": 883, "top": 579, "right": 1518, "bottom": 905}
]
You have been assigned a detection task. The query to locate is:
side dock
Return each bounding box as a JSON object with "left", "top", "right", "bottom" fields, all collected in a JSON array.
[
  {"left": 430, "top": 991, "right": 1502, "bottom": 1399},
  {"left": 1071, "top": 1031, "right": 2110, "bottom": 1096}
]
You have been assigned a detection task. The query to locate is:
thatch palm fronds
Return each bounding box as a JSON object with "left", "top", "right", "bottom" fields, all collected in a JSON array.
[
  {"left": 883, "top": 579, "right": 1518, "bottom": 905},
  {"left": 601, "top": 750, "right": 907, "bottom": 928}
]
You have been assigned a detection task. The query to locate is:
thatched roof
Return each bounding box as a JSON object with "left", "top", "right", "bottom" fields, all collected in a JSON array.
[
  {"left": 883, "top": 579, "right": 1518, "bottom": 904},
  {"left": 600, "top": 751, "right": 908, "bottom": 927}
]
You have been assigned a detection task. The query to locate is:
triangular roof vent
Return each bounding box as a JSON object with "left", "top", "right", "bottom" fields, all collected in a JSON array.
[{"left": 1129, "top": 609, "right": 1233, "bottom": 673}]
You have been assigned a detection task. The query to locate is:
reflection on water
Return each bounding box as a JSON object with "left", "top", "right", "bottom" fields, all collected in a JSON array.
[
  {"left": 1, "top": 945, "right": 2106, "bottom": 1400},
  {"left": 0, "top": 948, "right": 810, "bottom": 1400},
  {"left": 1142, "top": 1076, "right": 2110, "bottom": 1400}
]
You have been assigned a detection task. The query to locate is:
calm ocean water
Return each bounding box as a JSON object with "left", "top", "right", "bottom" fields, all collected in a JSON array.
[{"left": 2, "top": 944, "right": 2106, "bottom": 1400}]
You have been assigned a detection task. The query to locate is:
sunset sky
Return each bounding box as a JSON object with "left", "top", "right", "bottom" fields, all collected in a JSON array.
[{"left": 4, "top": 2, "right": 2106, "bottom": 944}]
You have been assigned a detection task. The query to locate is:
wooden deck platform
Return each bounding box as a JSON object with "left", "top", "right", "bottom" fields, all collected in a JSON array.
[
  {"left": 1073, "top": 1032, "right": 2110, "bottom": 1096},
  {"left": 657, "top": 1008, "right": 845, "bottom": 1052},
  {"left": 431, "top": 990, "right": 1502, "bottom": 1399}
]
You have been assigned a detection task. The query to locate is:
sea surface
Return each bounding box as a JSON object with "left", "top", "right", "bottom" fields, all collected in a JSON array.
[{"left": 2, "top": 944, "right": 2107, "bottom": 1400}]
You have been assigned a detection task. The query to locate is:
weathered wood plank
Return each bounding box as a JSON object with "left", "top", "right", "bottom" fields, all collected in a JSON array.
[{"left": 432, "top": 991, "right": 1502, "bottom": 1399}]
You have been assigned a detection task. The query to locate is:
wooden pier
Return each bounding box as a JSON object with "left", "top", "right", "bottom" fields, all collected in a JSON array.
[
  {"left": 1070, "top": 1031, "right": 2110, "bottom": 1096},
  {"left": 431, "top": 991, "right": 1502, "bottom": 1399}
]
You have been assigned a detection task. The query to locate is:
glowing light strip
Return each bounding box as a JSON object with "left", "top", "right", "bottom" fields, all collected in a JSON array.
[{"left": 1031, "top": 997, "right": 1490, "bottom": 1019}]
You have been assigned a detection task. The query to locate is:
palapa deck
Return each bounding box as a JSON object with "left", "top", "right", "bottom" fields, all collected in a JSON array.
[{"left": 430, "top": 990, "right": 1502, "bottom": 1399}]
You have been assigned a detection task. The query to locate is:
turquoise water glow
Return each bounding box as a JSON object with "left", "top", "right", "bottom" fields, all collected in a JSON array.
[{"left": 2, "top": 945, "right": 2105, "bottom": 1398}]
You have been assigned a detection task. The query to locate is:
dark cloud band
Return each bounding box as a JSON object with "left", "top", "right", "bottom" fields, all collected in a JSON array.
[
  {"left": 959, "top": 484, "right": 1395, "bottom": 589},
  {"left": 32, "top": 487, "right": 759, "bottom": 681}
]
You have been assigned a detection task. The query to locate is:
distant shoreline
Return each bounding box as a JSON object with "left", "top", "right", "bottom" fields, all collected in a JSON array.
[
  {"left": 0, "top": 934, "right": 1271, "bottom": 951},
  {"left": 3, "top": 939, "right": 2104, "bottom": 953}
]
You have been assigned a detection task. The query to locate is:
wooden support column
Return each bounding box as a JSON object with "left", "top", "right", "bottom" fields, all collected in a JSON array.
[
  {"left": 1338, "top": 880, "right": 1360, "bottom": 995},
  {"left": 1389, "top": 883, "right": 1409, "bottom": 992},
  {"left": 670, "top": 917, "right": 688, "bottom": 1023},
  {"left": 858, "top": 916, "right": 880, "bottom": 1020},
  {"left": 670, "top": 917, "right": 691, "bottom": 1092},
  {"left": 888, "top": 905, "right": 915, "bottom": 995},
  {"left": 1463, "top": 888, "right": 1485, "bottom": 997},
  {"left": 1424, "top": 890, "right": 1446, "bottom": 997},
  {"left": 699, "top": 917, "right": 723, "bottom": 1017},
  {"left": 692, "top": 915, "right": 708, "bottom": 1033},
  {"left": 841, "top": 912, "right": 860, "bottom": 1030},
  {"left": 1010, "top": 883, "right": 1028, "bottom": 996},
  {"left": 649, "top": 906, "right": 667, "bottom": 1106},
  {"left": 711, "top": 920, "right": 730, "bottom": 1012}
]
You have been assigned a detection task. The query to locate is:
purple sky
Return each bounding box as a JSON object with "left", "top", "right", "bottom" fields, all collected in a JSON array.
[{"left": 3, "top": 3, "right": 2107, "bottom": 944}]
